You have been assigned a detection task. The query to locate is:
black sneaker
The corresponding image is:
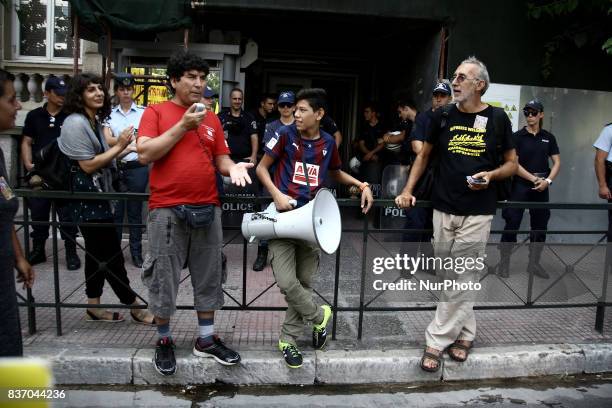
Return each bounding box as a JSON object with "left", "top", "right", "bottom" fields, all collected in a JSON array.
[
  {"left": 154, "top": 337, "right": 177, "bottom": 376},
  {"left": 278, "top": 340, "right": 303, "bottom": 368},
  {"left": 132, "top": 254, "right": 144, "bottom": 268},
  {"left": 252, "top": 245, "right": 268, "bottom": 272},
  {"left": 193, "top": 335, "right": 241, "bottom": 366},
  {"left": 66, "top": 248, "right": 81, "bottom": 271},
  {"left": 221, "top": 252, "right": 227, "bottom": 274},
  {"left": 28, "top": 245, "right": 47, "bottom": 266}
]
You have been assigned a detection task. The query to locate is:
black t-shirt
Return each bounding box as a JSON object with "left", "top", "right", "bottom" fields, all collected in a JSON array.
[
  {"left": 426, "top": 105, "right": 514, "bottom": 216},
  {"left": 513, "top": 128, "right": 560, "bottom": 178},
  {"left": 321, "top": 115, "right": 339, "bottom": 137},
  {"left": 410, "top": 109, "right": 433, "bottom": 143},
  {"left": 251, "top": 109, "right": 278, "bottom": 153},
  {"left": 219, "top": 109, "right": 258, "bottom": 160},
  {"left": 22, "top": 105, "right": 68, "bottom": 153},
  {"left": 358, "top": 121, "right": 385, "bottom": 152},
  {"left": 388, "top": 118, "right": 414, "bottom": 165}
]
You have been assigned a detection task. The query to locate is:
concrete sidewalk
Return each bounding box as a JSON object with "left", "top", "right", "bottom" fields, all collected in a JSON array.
[
  {"left": 25, "top": 342, "right": 612, "bottom": 385},
  {"left": 15, "top": 222, "right": 612, "bottom": 385}
]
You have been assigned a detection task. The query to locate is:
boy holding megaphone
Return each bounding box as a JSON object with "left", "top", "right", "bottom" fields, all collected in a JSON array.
[{"left": 256, "top": 88, "right": 374, "bottom": 368}]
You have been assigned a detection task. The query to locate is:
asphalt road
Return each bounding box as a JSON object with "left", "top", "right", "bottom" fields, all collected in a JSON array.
[{"left": 53, "top": 375, "right": 612, "bottom": 407}]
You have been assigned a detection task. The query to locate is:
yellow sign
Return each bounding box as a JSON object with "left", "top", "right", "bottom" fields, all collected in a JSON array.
[{"left": 129, "top": 68, "right": 168, "bottom": 107}]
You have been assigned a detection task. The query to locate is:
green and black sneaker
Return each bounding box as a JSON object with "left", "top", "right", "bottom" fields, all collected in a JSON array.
[
  {"left": 279, "top": 340, "right": 303, "bottom": 368},
  {"left": 312, "top": 305, "right": 332, "bottom": 349}
]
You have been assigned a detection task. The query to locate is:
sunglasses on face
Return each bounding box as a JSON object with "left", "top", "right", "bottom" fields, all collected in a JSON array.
[
  {"left": 523, "top": 110, "right": 539, "bottom": 117},
  {"left": 278, "top": 103, "right": 294, "bottom": 108}
]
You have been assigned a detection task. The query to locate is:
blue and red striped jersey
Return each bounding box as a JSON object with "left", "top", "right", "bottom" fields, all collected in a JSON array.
[{"left": 264, "top": 123, "right": 341, "bottom": 207}]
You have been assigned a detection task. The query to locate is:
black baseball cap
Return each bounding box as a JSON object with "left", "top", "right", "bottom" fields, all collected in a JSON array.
[
  {"left": 44, "top": 76, "right": 67, "bottom": 95},
  {"left": 278, "top": 91, "right": 296, "bottom": 104},
  {"left": 115, "top": 73, "right": 135, "bottom": 87},
  {"left": 432, "top": 81, "right": 451, "bottom": 95},
  {"left": 524, "top": 99, "right": 544, "bottom": 112}
]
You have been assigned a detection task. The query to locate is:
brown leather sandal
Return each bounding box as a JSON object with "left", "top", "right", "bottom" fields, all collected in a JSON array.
[
  {"left": 448, "top": 340, "right": 473, "bottom": 362},
  {"left": 420, "top": 348, "right": 443, "bottom": 372}
]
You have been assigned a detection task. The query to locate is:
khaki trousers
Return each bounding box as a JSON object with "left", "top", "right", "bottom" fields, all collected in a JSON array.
[
  {"left": 425, "top": 209, "right": 493, "bottom": 350},
  {"left": 269, "top": 238, "right": 323, "bottom": 345}
]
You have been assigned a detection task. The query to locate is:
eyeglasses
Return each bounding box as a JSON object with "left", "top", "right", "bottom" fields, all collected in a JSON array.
[
  {"left": 278, "top": 103, "right": 294, "bottom": 108},
  {"left": 451, "top": 74, "right": 480, "bottom": 83},
  {"left": 523, "top": 110, "right": 539, "bottom": 117}
]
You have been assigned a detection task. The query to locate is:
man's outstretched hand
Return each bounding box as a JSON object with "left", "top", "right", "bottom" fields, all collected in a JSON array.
[{"left": 229, "top": 162, "right": 254, "bottom": 187}]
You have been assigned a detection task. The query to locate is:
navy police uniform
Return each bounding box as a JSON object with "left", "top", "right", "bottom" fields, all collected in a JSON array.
[
  {"left": 23, "top": 76, "right": 79, "bottom": 267},
  {"left": 218, "top": 109, "right": 258, "bottom": 163},
  {"left": 501, "top": 127, "right": 560, "bottom": 244}
]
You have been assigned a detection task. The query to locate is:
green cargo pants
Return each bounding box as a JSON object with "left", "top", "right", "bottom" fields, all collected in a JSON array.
[{"left": 269, "top": 238, "right": 324, "bottom": 344}]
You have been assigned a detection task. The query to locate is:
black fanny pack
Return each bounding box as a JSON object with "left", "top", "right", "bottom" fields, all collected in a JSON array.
[{"left": 171, "top": 204, "right": 215, "bottom": 228}]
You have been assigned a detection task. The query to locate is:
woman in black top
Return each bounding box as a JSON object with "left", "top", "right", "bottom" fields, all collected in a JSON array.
[
  {"left": 58, "top": 74, "right": 154, "bottom": 324},
  {"left": 499, "top": 100, "right": 561, "bottom": 279}
]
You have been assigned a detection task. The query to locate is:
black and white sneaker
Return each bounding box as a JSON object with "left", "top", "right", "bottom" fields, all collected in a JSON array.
[
  {"left": 154, "top": 336, "right": 177, "bottom": 376},
  {"left": 278, "top": 340, "right": 303, "bottom": 368},
  {"left": 193, "top": 335, "right": 241, "bottom": 366}
]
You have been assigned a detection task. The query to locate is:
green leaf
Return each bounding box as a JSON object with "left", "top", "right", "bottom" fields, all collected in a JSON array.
[{"left": 603, "top": 38, "right": 612, "bottom": 54}]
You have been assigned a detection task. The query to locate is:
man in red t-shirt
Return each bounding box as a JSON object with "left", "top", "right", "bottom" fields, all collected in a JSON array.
[{"left": 137, "top": 51, "right": 252, "bottom": 376}]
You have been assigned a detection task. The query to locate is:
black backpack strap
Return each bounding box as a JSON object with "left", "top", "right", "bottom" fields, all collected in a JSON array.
[
  {"left": 487, "top": 106, "right": 508, "bottom": 164},
  {"left": 439, "top": 103, "right": 455, "bottom": 130},
  {"left": 429, "top": 103, "right": 455, "bottom": 168}
]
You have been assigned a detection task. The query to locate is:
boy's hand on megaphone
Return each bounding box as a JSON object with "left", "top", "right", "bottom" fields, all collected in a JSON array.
[{"left": 273, "top": 193, "right": 296, "bottom": 212}]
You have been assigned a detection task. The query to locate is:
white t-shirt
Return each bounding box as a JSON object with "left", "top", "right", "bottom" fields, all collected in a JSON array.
[{"left": 593, "top": 124, "right": 612, "bottom": 162}]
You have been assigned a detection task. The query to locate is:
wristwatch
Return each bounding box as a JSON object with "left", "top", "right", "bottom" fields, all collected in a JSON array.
[{"left": 545, "top": 178, "right": 553, "bottom": 185}]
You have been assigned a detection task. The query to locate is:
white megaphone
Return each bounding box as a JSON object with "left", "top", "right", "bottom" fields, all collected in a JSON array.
[{"left": 241, "top": 188, "right": 342, "bottom": 254}]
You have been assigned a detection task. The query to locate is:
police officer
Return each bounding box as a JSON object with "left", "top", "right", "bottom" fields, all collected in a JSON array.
[
  {"left": 593, "top": 121, "right": 612, "bottom": 272},
  {"left": 252, "top": 91, "right": 297, "bottom": 272},
  {"left": 201, "top": 86, "right": 218, "bottom": 112},
  {"left": 499, "top": 100, "right": 561, "bottom": 279},
  {"left": 251, "top": 93, "right": 277, "bottom": 158},
  {"left": 320, "top": 114, "right": 343, "bottom": 147},
  {"left": 381, "top": 99, "right": 418, "bottom": 166},
  {"left": 218, "top": 88, "right": 258, "bottom": 165},
  {"left": 104, "top": 73, "right": 147, "bottom": 267},
  {"left": 20, "top": 76, "right": 81, "bottom": 270}
]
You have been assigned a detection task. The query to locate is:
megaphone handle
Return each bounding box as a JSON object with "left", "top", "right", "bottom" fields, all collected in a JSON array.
[{"left": 289, "top": 199, "right": 298, "bottom": 208}]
